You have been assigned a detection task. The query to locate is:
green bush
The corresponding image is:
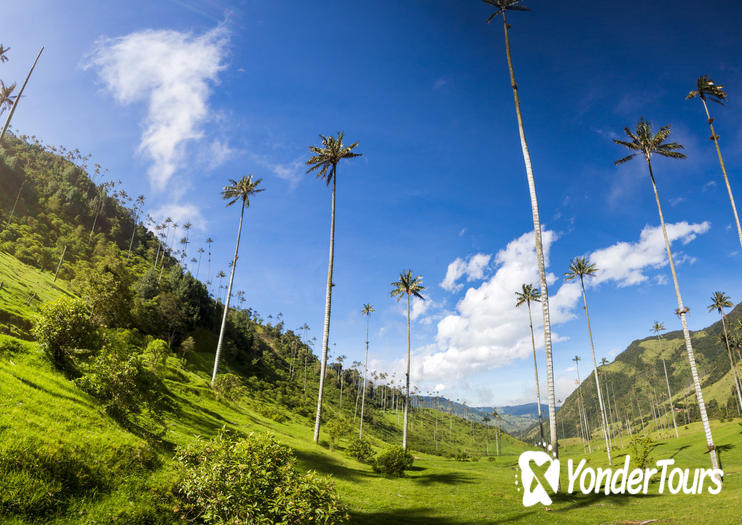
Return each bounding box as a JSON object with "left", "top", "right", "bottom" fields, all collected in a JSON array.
[
  {"left": 326, "top": 417, "right": 350, "bottom": 451},
  {"left": 629, "top": 434, "right": 655, "bottom": 470},
  {"left": 32, "top": 297, "right": 97, "bottom": 370},
  {"left": 174, "top": 431, "right": 348, "bottom": 524},
  {"left": 255, "top": 403, "right": 289, "bottom": 423},
  {"left": 143, "top": 338, "right": 170, "bottom": 373},
  {"left": 75, "top": 344, "right": 169, "bottom": 434},
  {"left": 346, "top": 437, "right": 375, "bottom": 464},
  {"left": 372, "top": 446, "right": 414, "bottom": 477},
  {"left": 212, "top": 373, "right": 247, "bottom": 402}
]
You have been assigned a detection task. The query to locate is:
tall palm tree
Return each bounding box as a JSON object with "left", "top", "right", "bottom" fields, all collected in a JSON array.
[
  {"left": 1, "top": 47, "right": 44, "bottom": 143},
  {"left": 652, "top": 321, "right": 679, "bottom": 439},
  {"left": 211, "top": 175, "right": 264, "bottom": 384},
  {"left": 687, "top": 77, "right": 742, "bottom": 251},
  {"left": 359, "top": 303, "right": 374, "bottom": 438},
  {"left": 707, "top": 292, "right": 742, "bottom": 412},
  {"left": 514, "top": 283, "right": 545, "bottom": 443},
  {"left": 565, "top": 257, "right": 611, "bottom": 464},
  {"left": 614, "top": 118, "right": 720, "bottom": 473},
  {"left": 306, "top": 132, "right": 362, "bottom": 444},
  {"left": 482, "top": 0, "right": 558, "bottom": 457},
  {"left": 391, "top": 269, "right": 425, "bottom": 450}
]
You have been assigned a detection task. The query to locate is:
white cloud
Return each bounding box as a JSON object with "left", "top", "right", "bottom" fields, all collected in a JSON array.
[
  {"left": 440, "top": 253, "right": 492, "bottom": 292},
  {"left": 415, "top": 221, "right": 710, "bottom": 384},
  {"left": 207, "top": 140, "right": 236, "bottom": 170},
  {"left": 589, "top": 221, "right": 710, "bottom": 288},
  {"left": 86, "top": 26, "right": 229, "bottom": 190},
  {"left": 152, "top": 202, "right": 207, "bottom": 234}
]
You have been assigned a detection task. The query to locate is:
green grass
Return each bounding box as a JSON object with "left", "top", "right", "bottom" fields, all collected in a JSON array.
[
  {"left": 0, "top": 251, "right": 73, "bottom": 337},
  {"left": 2, "top": 332, "right": 742, "bottom": 524}
]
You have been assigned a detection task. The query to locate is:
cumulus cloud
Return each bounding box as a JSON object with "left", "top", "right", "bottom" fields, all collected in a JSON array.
[
  {"left": 152, "top": 202, "right": 207, "bottom": 234},
  {"left": 86, "top": 26, "right": 229, "bottom": 190},
  {"left": 416, "top": 222, "right": 710, "bottom": 384},
  {"left": 440, "top": 253, "right": 492, "bottom": 292}
]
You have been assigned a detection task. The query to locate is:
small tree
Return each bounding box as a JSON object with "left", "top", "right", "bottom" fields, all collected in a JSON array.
[{"left": 33, "top": 297, "right": 97, "bottom": 371}]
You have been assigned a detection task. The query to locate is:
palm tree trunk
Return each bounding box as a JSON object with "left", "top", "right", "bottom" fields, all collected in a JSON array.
[
  {"left": 526, "top": 302, "right": 545, "bottom": 443},
  {"left": 403, "top": 293, "right": 411, "bottom": 450},
  {"left": 0, "top": 47, "right": 44, "bottom": 143},
  {"left": 53, "top": 244, "right": 66, "bottom": 282},
  {"left": 313, "top": 174, "right": 336, "bottom": 443},
  {"left": 3, "top": 180, "right": 26, "bottom": 232},
  {"left": 579, "top": 278, "right": 611, "bottom": 464},
  {"left": 720, "top": 314, "right": 742, "bottom": 413},
  {"left": 646, "top": 159, "right": 719, "bottom": 473},
  {"left": 501, "top": 11, "right": 558, "bottom": 458},
  {"left": 211, "top": 200, "right": 245, "bottom": 384},
  {"left": 660, "top": 356, "right": 679, "bottom": 439},
  {"left": 127, "top": 209, "right": 139, "bottom": 260},
  {"left": 360, "top": 314, "right": 369, "bottom": 439}
]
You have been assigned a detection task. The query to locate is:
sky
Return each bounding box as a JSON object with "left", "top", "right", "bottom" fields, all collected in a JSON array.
[{"left": 3, "top": 0, "right": 742, "bottom": 407}]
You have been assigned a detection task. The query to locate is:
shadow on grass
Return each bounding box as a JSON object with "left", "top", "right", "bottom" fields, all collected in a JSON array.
[
  {"left": 14, "top": 375, "right": 95, "bottom": 409},
  {"left": 670, "top": 444, "right": 690, "bottom": 458},
  {"left": 411, "top": 471, "right": 475, "bottom": 486},
  {"left": 350, "top": 506, "right": 496, "bottom": 525},
  {"left": 293, "top": 448, "right": 375, "bottom": 482}
]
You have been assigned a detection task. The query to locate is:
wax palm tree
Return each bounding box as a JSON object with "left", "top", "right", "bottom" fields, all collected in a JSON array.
[
  {"left": 515, "top": 283, "right": 545, "bottom": 443},
  {"left": 707, "top": 292, "right": 742, "bottom": 412},
  {"left": 652, "top": 321, "right": 679, "bottom": 438},
  {"left": 306, "top": 131, "right": 362, "bottom": 444},
  {"left": 1, "top": 47, "right": 43, "bottom": 142},
  {"left": 360, "top": 303, "right": 374, "bottom": 438},
  {"left": 572, "top": 355, "right": 591, "bottom": 454},
  {"left": 0, "top": 44, "right": 10, "bottom": 63},
  {"left": 211, "top": 175, "right": 264, "bottom": 384},
  {"left": 0, "top": 81, "right": 16, "bottom": 117},
  {"left": 687, "top": 77, "right": 742, "bottom": 251},
  {"left": 565, "top": 257, "right": 611, "bottom": 464},
  {"left": 482, "top": 0, "right": 558, "bottom": 457},
  {"left": 391, "top": 270, "right": 425, "bottom": 450},
  {"left": 614, "top": 118, "right": 720, "bottom": 473}
]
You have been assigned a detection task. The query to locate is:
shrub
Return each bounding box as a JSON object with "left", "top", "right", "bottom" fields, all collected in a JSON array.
[
  {"left": 179, "top": 335, "right": 196, "bottom": 360},
  {"left": 326, "top": 417, "right": 350, "bottom": 451},
  {"left": 255, "top": 404, "right": 289, "bottom": 423},
  {"left": 212, "top": 373, "right": 247, "bottom": 402},
  {"left": 629, "top": 434, "right": 655, "bottom": 470},
  {"left": 487, "top": 456, "right": 496, "bottom": 462},
  {"left": 346, "top": 437, "right": 375, "bottom": 464},
  {"left": 143, "top": 338, "right": 170, "bottom": 373},
  {"left": 372, "top": 446, "right": 414, "bottom": 477},
  {"left": 32, "top": 297, "right": 97, "bottom": 371},
  {"left": 174, "top": 431, "right": 348, "bottom": 524},
  {"left": 75, "top": 345, "right": 169, "bottom": 435}
]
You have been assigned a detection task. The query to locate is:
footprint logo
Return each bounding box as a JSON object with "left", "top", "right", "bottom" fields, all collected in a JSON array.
[{"left": 517, "top": 444, "right": 560, "bottom": 507}]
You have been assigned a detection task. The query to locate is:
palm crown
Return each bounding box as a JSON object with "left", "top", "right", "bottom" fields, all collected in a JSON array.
[
  {"left": 0, "top": 81, "right": 16, "bottom": 112},
  {"left": 707, "top": 291, "right": 733, "bottom": 314},
  {"left": 613, "top": 118, "right": 687, "bottom": 164},
  {"left": 482, "top": 0, "right": 530, "bottom": 22},
  {"left": 564, "top": 256, "right": 597, "bottom": 282},
  {"left": 391, "top": 270, "right": 425, "bottom": 302},
  {"left": 515, "top": 283, "right": 540, "bottom": 307},
  {"left": 362, "top": 303, "right": 375, "bottom": 316},
  {"left": 0, "top": 45, "right": 9, "bottom": 63},
  {"left": 600, "top": 357, "right": 609, "bottom": 366},
  {"left": 221, "top": 175, "right": 264, "bottom": 207},
  {"left": 687, "top": 75, "right": 726, "bottom": 105},
  {"left": 305, "top": 132, "right": 362, "bottom": 185},
  {"left": 651, "top": 321, "right": 665, "bottom": 336}
]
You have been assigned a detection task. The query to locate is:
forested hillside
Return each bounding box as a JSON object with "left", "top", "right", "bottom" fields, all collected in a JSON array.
[{"left": 539, "top": 304, "right": 742, "bottom": 442}]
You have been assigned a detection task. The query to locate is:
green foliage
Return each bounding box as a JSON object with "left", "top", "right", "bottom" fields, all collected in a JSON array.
[
  {"left": 32, "top": 297, "right": 97, "bottom": 370},
  {"left": 629, "top": 434, "right": 655, "bottom": 470},
  {"left": 179, "top": 335, "right": 196, "bottom": 359},
  {"left": 372, "top": 446, "right": 414, "bottom": 477},
  {"left": 143, "top": 338, "right": 170, "bottom": 373},
  {"left": 75, "top": 343, "right": 169, "bottom": 434},
  {"left": 212, "top": 373, "right": 247, "bottom": 402},
  {"left": 173, "top": 431, "right": 348, "bottom": 524},
  {"left": 326, "top": 416, "right": 350, "bottom": 451},
  {"left": 346, "top": 437, "right": 375, "bottom": 464}
]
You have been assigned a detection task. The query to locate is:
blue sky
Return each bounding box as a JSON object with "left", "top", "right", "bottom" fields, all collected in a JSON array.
[{"left": 3, "top": 0, "right": 742, "bottom": 406}]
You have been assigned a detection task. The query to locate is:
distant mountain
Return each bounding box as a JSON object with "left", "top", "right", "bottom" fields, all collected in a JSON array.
[{"left": 413, "top": 398, "right": 556, "bottom": 434}]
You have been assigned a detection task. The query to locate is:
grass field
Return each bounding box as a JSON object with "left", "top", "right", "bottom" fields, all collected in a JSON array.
[{"left": 2, "top": 332, "right": 742, "bottom": 524}]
